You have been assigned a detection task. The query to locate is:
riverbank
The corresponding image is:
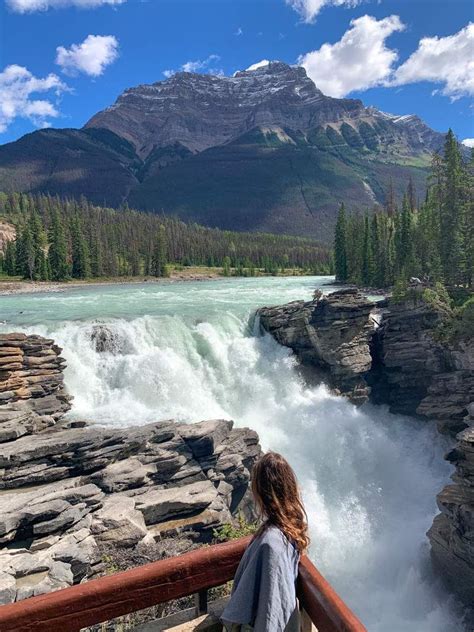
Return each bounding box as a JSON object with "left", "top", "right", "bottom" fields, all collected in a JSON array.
[
  {"left": 0, "top": 269, "right": 221, "bottom": 296},
  {"left": 0, "top": 268, "right": 329, "bottom": 296}
]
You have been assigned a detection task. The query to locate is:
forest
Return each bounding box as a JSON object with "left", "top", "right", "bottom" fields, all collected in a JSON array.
[
  {"left": 334, "top": 130, "right": 473, "bottom": 293},
  {"left": 0, "top": 194, "right": 332, "bottom": 281}
]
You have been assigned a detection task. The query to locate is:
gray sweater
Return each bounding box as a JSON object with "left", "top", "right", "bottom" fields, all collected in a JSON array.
[{"left": 221, "top": 525, "right": 300, "bottom": 632}]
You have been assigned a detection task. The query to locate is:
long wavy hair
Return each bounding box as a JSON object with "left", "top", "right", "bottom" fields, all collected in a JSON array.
[{"left": 251, "top": 451, "right": 310, "bottom": 554}]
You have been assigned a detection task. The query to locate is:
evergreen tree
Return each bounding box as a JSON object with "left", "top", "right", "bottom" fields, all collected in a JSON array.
[
  {"left": 361, "top": 213, "right": 374, "bottom": 286},
  {"left": 334, "top": 203, "right": 348, "bottom": 281},
  {"left": 17, "top": 224, "right": 35, "bottom": 280},
  {"left": 440, "top": 129, "right": 464, "bottom": 285},
  {"left": 70, "top": 217, "right": 91, "bottom": 279},
  {"left": 48, "top": 209, "right": 70, "bottom": 281},
  {"left": 4, "top": 240, "right": 16, "bottom": 276},
  {"left": 151, "top": 225, "right": 167, "bottom": 277}
]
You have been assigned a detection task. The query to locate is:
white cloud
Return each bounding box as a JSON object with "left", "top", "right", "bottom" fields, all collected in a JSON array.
[
  {"left": 0, "top": 64, "right": 66, "bottom": 133},
  {"left": 286, "top": 0, "right": 364, "bottom": 24},
  {"left": 56, "top": 35, "right": 119, "bottom": 77},
  {"left": 163, "top": 55, "right": 222, "bottom": 78},
  {"left": 462, "top": 138, "right": 474, "bottom": 148},
  {"left": 246, "top": 60, "right": 271, "bottom": 71},
  {"left": 392, "top": 23, "right": 474, "bottom": 99},
  {"left": 6, "top": 0, "right": 124, "bottom": 12},
  {"left": 298, "top": 15, "right": 404, "bottom": 97}
]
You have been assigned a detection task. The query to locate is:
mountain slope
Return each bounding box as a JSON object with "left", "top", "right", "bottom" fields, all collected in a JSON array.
[{"left": 0, "top": 62, "right": 447, "bottom": 241}]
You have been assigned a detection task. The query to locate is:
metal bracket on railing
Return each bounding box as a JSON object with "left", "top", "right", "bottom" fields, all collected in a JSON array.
[{"left": 195, "top": 589, "right": 208, "bottom": 615}]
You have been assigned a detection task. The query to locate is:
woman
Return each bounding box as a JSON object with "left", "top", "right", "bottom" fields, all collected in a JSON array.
[{"left": 221, "top": 452, "right": 310, "bottom": 632}]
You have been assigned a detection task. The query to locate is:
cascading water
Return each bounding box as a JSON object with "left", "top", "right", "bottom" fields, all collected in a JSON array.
[{"left": 0, "top": 277, "right": 465, "bottom": 630}]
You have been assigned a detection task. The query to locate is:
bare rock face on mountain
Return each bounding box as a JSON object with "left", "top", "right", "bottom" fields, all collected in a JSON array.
[
  {"left": 85, "top": 63, "right": 365, "bottom": 158},
  {"left": 0, "top": 62, "right": 447, "bottom": 241},
  {"left": 0, "top": 333, "right": 261, "bottom": 605}
]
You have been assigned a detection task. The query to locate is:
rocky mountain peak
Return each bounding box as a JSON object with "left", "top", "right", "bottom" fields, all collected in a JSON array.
[{"left": 85, "top": 61, "right": 360, "bottom": 157}]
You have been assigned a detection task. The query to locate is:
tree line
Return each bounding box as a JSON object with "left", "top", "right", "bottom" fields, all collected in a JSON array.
[
  {"left": 334, "top": 130, "right": 473, "bottom": 290},
  {"left": 0, "top": 193, "right": 332, "bottom": 281}
]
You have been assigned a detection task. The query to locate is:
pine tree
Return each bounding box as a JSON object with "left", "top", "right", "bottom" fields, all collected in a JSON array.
[
  {"left": 4, "top": 240, "right": 16, "bottom": 276},
  {"left": 17, "top": 224, "right": 35, "bottom": 280},
  {"left": 440, "top": 129, "right": 464, "bottom": 285},
  {"left": 70, "top": 217, "right": 91, "bottom": 279},
  {"left": 334, "top": 203, "right": 348, "bottom": 281},
  {"left": 48, "top": 209, "right": 70, "bottom": 281},
  {"left": 151, "top": 225, "right": 167, "bottom": 277},
  {"left": 361, "top": 213, "right": 374, "bottom": 286}
]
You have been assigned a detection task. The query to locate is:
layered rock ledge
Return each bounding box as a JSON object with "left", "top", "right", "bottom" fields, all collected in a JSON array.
[
  {"left": 258, "top": 288, "right": 473, "bottom": 433},
  {"left": 0, "top": 334, "right": 261, "bottom": 605}
]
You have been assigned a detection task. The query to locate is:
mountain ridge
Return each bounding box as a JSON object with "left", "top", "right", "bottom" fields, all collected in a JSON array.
[{"left": 0, "top": 62, "right": 448, "bottom": 242}]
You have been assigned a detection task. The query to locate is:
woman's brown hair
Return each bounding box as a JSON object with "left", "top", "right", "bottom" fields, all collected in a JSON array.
[{"left": 251, "top": 451, "right": 310, "bottom": 554}]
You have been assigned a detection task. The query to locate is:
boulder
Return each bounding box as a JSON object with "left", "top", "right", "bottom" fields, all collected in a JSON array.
[{"left": 258, "top": 289, "right": 377, "bottom": 403}]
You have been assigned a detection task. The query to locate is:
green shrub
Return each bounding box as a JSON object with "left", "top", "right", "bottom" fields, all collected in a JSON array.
[{"left": 213, "top": 513, "right": 259, "bottom": 543}]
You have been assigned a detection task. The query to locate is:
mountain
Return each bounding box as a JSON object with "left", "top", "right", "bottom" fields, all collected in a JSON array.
[{"left": 0, "top": 62, "right": 447, "bottom": 242}]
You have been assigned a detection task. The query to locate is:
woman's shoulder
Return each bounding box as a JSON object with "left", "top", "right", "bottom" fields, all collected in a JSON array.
[{"left": 257, "top": 525, "right": 297, "bottom": 553}]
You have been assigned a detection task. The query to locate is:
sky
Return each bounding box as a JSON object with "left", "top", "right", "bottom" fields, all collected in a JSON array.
[{"left": 0, "top": 0, "right": 473, "bottom": 146}]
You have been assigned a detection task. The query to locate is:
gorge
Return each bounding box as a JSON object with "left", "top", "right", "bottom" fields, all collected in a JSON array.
[{"left": 0, "top": 276, "right": 470, "bottom": 630}]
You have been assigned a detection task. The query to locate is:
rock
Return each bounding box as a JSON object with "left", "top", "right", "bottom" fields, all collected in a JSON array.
[
  {"left": 0, "top": 572, "right": 16, "bottom": 605},
  {"left": 370, "top": 298, "right": 449, "bottom": 415},
  {"left": 180, "top": 419, "right": 233, "bottom": 458},
  {"left": 90, "top": 325, "right": 133, "bottom": 355},
  {"left": 0, "top": 333, "right": 71, "bottom": 429},
  {"left": 258, "top": 289, "right": 376, "bottom": 404},
  {"left": 428, "top": 428, "right": 474, "bottom": 606},
  {"left": 93, "top": 496, "right": 148, "bottom": 548},
  {"left": 135, "top": 480, "right": 218, "bottom": 525}
]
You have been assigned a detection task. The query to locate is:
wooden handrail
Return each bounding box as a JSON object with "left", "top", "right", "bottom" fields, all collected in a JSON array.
[
  {"left": 0, "top": 536, "right": 367, "bottom": 632},
  {"left": 0, "top": 537, "right": 251, "bottom": 632},
  {"left": 298, "top": 556, "right": 367, "bottom": 632}
]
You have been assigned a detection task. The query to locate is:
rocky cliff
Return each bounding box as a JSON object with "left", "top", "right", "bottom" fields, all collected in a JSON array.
[
  {"left": 258, "top": 288, "right": 473, "bottom": 432},
  {"left": 0, "top": 334, "right": 261, "bottom": 605},
  {"left": 428, "top": 428, "right": 474, "bottom": 606},
  {"left": 0, "top": 62, "right": 446, "bottom": 241},
  {"left": 258, "top": 287, "right": 473, "bottom": 608},
  {"left": 257, "top": 288, "right": 376, "bottom": 404}
]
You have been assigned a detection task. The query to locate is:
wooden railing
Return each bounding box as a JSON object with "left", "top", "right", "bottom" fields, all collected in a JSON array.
[{"left": 0, "top": 536, "right": 366, "bottom": 632}]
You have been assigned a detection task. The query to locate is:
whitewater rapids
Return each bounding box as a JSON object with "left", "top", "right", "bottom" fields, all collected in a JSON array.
[{"left": 0, "top": 277, "right": 465, "bottom": 630}]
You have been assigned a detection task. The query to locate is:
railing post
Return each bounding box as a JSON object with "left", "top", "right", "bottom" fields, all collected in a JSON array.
[
  {"left": 300, "top": 607, "right": 314, "bottom": 632},
  {"left": 195, "top": 589, "right": 208, "bottom": 615}
]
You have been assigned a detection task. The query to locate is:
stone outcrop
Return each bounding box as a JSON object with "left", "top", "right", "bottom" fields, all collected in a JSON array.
[
  {"left": 258, "top": 289, "right": 473, "bottom": 433},
  {"left": 428, "top": 428, "right": 474, "bottom": 606},
  {"left": 371, "top": 299, "right": 473, "bottom": 435},
  {"left": 0, "top": 333, "right": 72, "bottom": 443},
  {"left": 258, "top": 288, "right": 378, "bottom": 404},
  {"left": 0, "top": 334, "right": 261, "bottom": 605}
]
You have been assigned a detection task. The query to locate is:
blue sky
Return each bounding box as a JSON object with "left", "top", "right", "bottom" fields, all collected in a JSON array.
[{"left": 0, "top": 0, "right": 473, "bottom": 145}]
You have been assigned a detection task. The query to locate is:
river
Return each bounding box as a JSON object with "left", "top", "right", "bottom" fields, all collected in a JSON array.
[{"left": 0, "top": 276, "right": 464, "bottom": 630}]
